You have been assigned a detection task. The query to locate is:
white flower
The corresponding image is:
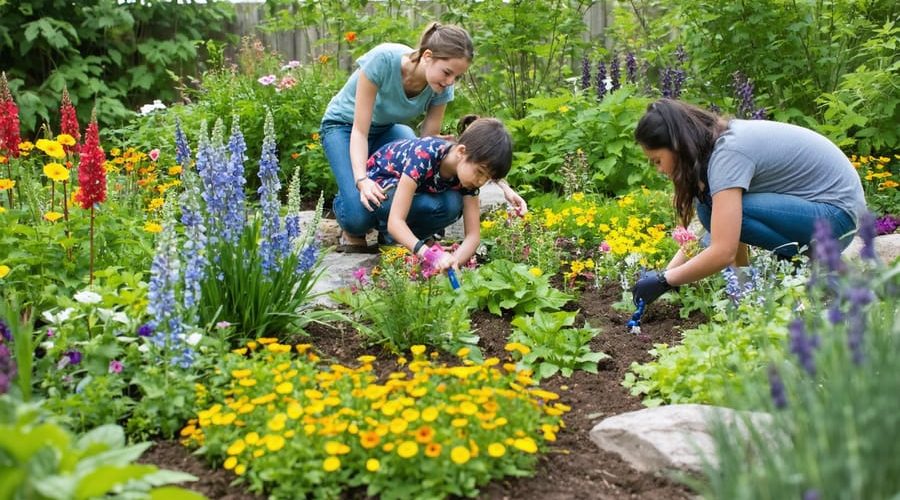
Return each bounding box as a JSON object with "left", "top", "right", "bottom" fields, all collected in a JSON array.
[
  {"left": 138, "top": 344, "right": 150, "bottom": 353},
  {"left": 138, "top": 99, "right": 167, "bottom": 116},
  {"left": 111, "top": 312, "right": 129, "bottom": 324},
  {"left": 40, "top": 341, "right": 55, "bottom": 350},
  {"left": 42, "top": 307, "right": 75, "bottom": 324},
  {"left": 186, "top": 333, "right": 203, "bottom": 346},
  {"left": 74, "top": 290, "right": 102, "bottom": 304}
]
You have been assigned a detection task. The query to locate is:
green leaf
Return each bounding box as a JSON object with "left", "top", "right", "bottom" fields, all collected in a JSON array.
[
  {"left": 149, "top": 487, "right": 206, "bottom": 500},
  {"left": 538, "top": 362, "right": 559, "bottom": 379},
  {"left": 74, "top": 464, "right": 159, "bottom": 499}
]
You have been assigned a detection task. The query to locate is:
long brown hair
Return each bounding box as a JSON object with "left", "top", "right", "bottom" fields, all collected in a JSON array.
[
  {"left": 409, "top": 22, "right": 474, "bottom": 64},
  {"left": 634, "top": 99, "right": 727, "bottom": 226}
]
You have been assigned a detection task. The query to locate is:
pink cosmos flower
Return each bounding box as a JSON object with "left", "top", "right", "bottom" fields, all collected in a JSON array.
[
  {"left": 148, "top": 148, "right": 160, "bottom": 162},
  {"left": 599, "top": 241, "right": 611, "bottom": 253},
  {"left": 258, "top": 74, "right": 276, "bottom": 86},
  {"left": 108, "top": 359, "right": 123, "bottom": 374}
]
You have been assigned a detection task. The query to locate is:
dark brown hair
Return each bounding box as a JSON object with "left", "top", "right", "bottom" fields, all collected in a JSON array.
[
  {"left": 635, "top": 99, "right": 727, "bottom": 226},
  {"left": 409, "top": 22, "right": 474, "bottom": 64},
  {"left": 457, "top": 115, "right": 512, "bottom": 179}
]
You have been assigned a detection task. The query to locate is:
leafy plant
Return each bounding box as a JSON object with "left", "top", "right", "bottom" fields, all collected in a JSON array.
[
  {"left": 332, "top": 248, "right": 477, "bottom": 355},
  {"left": 479, "top": 207, "right": 563, "bottom": 275},
  {"left": 464, "top": 259, "right": 572, "bottom": 317},
  {"left": 508, "top": 309, "right": 608, "bottom": 380},
  {"left": 0, "top": 398, "right": 201, "bottom": 500}
]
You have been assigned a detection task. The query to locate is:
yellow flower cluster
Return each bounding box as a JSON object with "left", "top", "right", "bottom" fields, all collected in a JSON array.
[
  {"left": 183, "top": 340, "right": 568, "bottom": 494},
  {"left": 851, "top": 154, "right": 898, "bottom": 190}
]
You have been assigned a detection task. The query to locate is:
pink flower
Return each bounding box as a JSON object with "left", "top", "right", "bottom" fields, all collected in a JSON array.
[
  {"left": 673, "top": 226, "right": 698, "bottom": 246},
  {"left": 353, "top": 267, "right": 369, "bottom": 285},
  {"left": 258, "top": 74, "right": 276, "bottom": 86},
  {"left": 599, "top": 241, "right": 611, "bottom": 253},
  {"left": 75, "top": 113, "right": 107, "bottom": 209},
  {"left": 281, "top": 60, "right": 300, "bottom": 71},
  {"left": 148, "top": 148, "right": 160, "bottom": 162},
  {"left": 108, "top": 359, "right": 123, "bottom": 374},
  {"left": 215, "top": 321, "right": 232, "bottom": 329}
]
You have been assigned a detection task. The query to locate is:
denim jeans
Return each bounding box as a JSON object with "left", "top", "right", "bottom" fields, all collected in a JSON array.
[
  {"left": 321, "top": 121, "right": 417, "bottom": 236},
  {"left": 696, "top": 192, "right": 856, "bottom": 257},
  {"left": 373, "top": 186, "right": 464, "bottom": 243}
]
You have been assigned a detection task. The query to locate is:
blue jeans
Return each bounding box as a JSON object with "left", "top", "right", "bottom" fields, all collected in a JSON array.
[
  {"left": 321, "top": 121, "right": 417, "bottom": 236},
  {"left": 696, "top": 192, "right": 856, "bottom": 257},
  {"left": 374, "top": 186, "right": 464, "bottom": 243}
]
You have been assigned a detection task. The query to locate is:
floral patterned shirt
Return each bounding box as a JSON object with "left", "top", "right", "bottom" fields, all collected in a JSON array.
[{"left": 365, "top": 137, "right": 479, "bottom": 196}]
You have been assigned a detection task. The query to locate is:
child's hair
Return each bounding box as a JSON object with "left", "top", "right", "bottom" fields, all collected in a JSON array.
[
  {"left": 410, "top": 22, "right": 474, "bottom": 64},
  {"left": 457, "top": 115, "right": 512, "bottom": 179},
  {"left": 634, "top": 99, "right": 727, "bottom": 226}
]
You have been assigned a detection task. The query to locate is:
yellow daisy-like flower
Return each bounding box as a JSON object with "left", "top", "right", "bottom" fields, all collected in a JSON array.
[
  {"left": 244, "top": 432, "right": 259, "bottom": 445},
  {"left": 226, "top": 439, "right": 246, "bottom": 456},
  {"left": 450, "top": 446, "right": 471, "bottom": 465},
  {"left": 18, "top": 141, "right": 34, "bottom": 152},
  {"left": 365, "top": 458, "right": 380, "bottom": 472},
  {"left": 0, "top": 265, "right": 10, "bottom": 279},
  {"left": 421, "top": 406, "right": 439, "bottom": 422},
  {"left": 43, "top": 163, "right": 69, "bottom": 182},
  {"left": 558, "top": 105, "right": 571, "bottom": 113},
  {"left": 143, "top": 222, "right": 163, "bottom": 233},
  {"left": 43, "top": 211, "right": 64, "bottom": 222},
  {"left": 528, "top": 267, "right": 543, "bottom": 277},
  {"left": 513, "top": 437, "right": 538, "bottom": 453},
  {"left": 360, "top": 430, "right": 380, "bottom": 449},
  {"left": 0, "top": 178, "right": 15, "bottom": 190},
  {"left": 223, "top": 456, "right": 238, "bottom": 470},
  {"left": 56, "top": 134, "right": 76, "bottom": 146},
  {"left": 147, "top": 197, "right": 165, "bottom": 212},
  {"left": 397, "top": 441, "right": 418, "bottom": 458},
  {"left": 504, "top": 342, "right": 531, "bottom": 355},
  {"left": 324, "top": 441, "right": 351, "bottom": 455},
  {"left": 266, "top": 434, "right": 285, "bottom": 451},
  {"left": 275, "top": 381, "right": 293, "bottom": 394},
  {"left": 323, "top": 456, "right": 341, "bottom": 472},
  {"left": 234, "top": 464, "right": 247, "bottom": 475},
  {"left": 410, "top": 345, "right": 426, "bottom": 356},
  {"left": 35, "top": 139, "right": 65, "bottom": 159},
  {"left": 487, "top": 443, "right": 506, "bottom": 457},
  {"left": 168, "top": 165, "right": 182, "bottom": 176}
]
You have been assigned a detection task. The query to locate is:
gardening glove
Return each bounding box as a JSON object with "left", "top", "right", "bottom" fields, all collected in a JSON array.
[{"left": 632, "top": 270, "right": 675, "bottom": 307}]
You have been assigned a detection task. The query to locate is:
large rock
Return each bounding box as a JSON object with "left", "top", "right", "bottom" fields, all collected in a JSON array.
[
  {"left": 842, "top": 234, "right": 900, "bottom": 264},
  {"left": 590, "top": 404, "right": 773, "bottom": 474},
  {"left": 308, "top": 251, "right": 380, "bottom": 308}
]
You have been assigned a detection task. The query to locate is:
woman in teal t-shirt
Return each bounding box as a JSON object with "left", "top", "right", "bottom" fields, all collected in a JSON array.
[{"left": 320, "top": 22, "right": 526, "bottom": 252}]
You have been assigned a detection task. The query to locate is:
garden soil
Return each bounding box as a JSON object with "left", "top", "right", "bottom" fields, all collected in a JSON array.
[{"left": 141, "top": 285, "right": 703, "bottom": 500}]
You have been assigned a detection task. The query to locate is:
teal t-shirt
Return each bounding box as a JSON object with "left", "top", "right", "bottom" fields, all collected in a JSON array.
[{"left": 321, "top": 43, "right": 455, "bottom": 127}]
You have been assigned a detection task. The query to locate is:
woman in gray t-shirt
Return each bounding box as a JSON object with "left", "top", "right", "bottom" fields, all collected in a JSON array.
[{"left": 630, "top": 99, "right": 866, "bottom": 306}]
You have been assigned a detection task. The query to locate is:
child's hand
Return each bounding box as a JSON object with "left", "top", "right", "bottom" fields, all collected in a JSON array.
[{"left": 420, "top": 244, "right": 458, "bottom": 274}]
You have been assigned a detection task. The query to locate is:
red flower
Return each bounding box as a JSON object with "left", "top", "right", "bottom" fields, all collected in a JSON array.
[
  {"left": 60, "top": 86, "right": 81, "bottom": 154},
  {"left": 0, "top": 72, "right": 21, "bottom": 158},
  {"left": 75, "top": 113, "right": 107, "bottom": 209},
  {"left": 344, "top": 31, "right": 357, "bottom": 43}
]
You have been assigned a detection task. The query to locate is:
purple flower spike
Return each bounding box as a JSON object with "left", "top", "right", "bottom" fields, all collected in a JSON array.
[
  {"left": 768, "top": 365, "right": 788, "bottom": 409},
  {"left": 858, "top": 212, "right": 876, "bottom": 260},
  {"left": 812, "top": 218, "right": 845, "bottom": 273},
  {"left": 0, "top": 320, "right": 10, "bottom": 342},
  {"left": 581, "top": 56, "right": 591, "bottom": 90},
  {"left": 788, "top": 319, "right": 819, "bottom": 375}
]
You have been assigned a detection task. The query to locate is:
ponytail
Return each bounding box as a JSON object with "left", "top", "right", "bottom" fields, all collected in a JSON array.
[{"left": 409, "top": 22, "right": 474, "bottom": 65}]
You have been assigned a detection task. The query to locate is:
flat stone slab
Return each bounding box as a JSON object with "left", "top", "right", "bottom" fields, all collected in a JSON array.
[
  {"left": 590, "top": 404, "right": 772, "bottom": 474},
  {"left": 309, "top": 251, "right": 379, "bottom": 308},
  {"left": 842, "top": 233, "right": 900, "bottom": 264}
]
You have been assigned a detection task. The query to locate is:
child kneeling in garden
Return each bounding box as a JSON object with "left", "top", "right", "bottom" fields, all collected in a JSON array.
[{"left": 366, "top": 115, "right": 512, "bottom": 272}]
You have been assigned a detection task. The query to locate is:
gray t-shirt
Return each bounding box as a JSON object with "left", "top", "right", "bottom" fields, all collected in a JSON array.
[
  {"left": 321, "top": 43, "right": 455, "bottom": 127},
  {"left": 707, "top": 119, "right": 866, "bottom": 221}
]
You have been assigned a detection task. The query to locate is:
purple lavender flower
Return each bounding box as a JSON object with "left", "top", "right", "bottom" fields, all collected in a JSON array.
[
  {"left": 258, "top": 111, "right": 289, "bottom": 277},
  {"left": 596, "top": 61, "right": 607, "bottom": 101},
  {"left": 65, "top": 350, "right": 82, "bottom": 365},
  {"left": 768, "top": 365, "right": 787, "bottom": 409},
  {"left": 674, "top": 45, "right": 688, "bottom": 65},
  {"left": 581, "top": 55, "right": 591, "bottom": 90},
  {"left": 661, "top": 67, "right": 675, "bottom": 99},
  {"left": 625, "top": 52, "right": 637, "bottom": 84},
  {"left": 174, "top": 118, "right": 192, "bottom": 168},
  {"left": 788, "top": 319, "right": 819, "bottom": 375},
  {"left": 812, "top": 218, "right": 845, "bottom": 274},
  {"left": 846, "top": 286, "right": 874, "bottom": 365},
  {"left": 609, "top": 54, "right": 621, "bottom": 91},
  {"left": 827, "top": 304, "right": 844, "bottom": 324},
  {"left": 137, "top": 323, "right": 154, "bottom": 337},
  {"left": 732, "top": 71, "right": 765, "bottom": 119},
  {"left": 0, "top": 319, "right": 9, "bottom": 341},
  {"left": 858, "top": 211, "right": 876, "bottom": 260}
]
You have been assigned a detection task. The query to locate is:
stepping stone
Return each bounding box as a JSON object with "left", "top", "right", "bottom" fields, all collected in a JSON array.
[
  {"left": 842, "top": 234, "right": 900, "bottom": 264},
  {"left": 309, "top": 251, "right": 380, "bottom": 308}
]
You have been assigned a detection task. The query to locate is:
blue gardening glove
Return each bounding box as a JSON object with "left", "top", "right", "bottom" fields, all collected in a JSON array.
[{"left": 632, "top": 270, "right": 675, "bottom": 306}]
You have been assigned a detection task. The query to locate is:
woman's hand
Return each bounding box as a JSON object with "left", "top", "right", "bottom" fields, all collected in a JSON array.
[{"left": 357, "top": 178, "right": 386, "bottom": 211}]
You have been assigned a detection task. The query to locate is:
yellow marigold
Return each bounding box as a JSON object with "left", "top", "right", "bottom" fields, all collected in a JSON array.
[
  {"left": 223, "top": 456, "right": 238, "bottom": 470},
  {"left": 275, "top": 381, "right": 293, "bottom": 394},
  {"left": 56, "top": 134, "right": 76, "bottom": 146},
  {"left": 43, "top": 162, "right": 69, "bottom": 182},
  {"left": 459, "top": 401, "right": 478, "bottom": 416},
  {"left": 266, "top": 435, "right": 285, "bottom": 451},
  {"left": 0, "top": 179, "right": 15, "bottom": 190},
  {"left": 504, "top": 342, "right": 531, "bottom": 355},
  {"left": 36, "top": 139, "right": 65, "bottom": 159},
  {"left": 18, "top": 141, "right": 34, "bottom": 151},
  {"left": 168, "top": 165, "right": 182, "bottom": 176},
  {"left": 360, "top": 431, "right": 380, "bottom": 449},
  {"left": 287, "top": 402, "right": 303, "bottom": 419},
  {"left": 401, "top": 408, "right": 420, "bottom": 422},
  {"left": 450, "top": 446, "right": 471, "bottom": 465},
  {"left": 147, "top": 197, "right": 164, "bottom": 211},
  {"left": 323, "top": 456, "right": 341, "bottom": 472},
  {"left": 528, "top": 267, "right": 543, "bottom": 277},
  {"left": 43, "top": 211, "right": 64, "bottom": 222},
  {"left": 397, "top": 441, "right": 418, "bottom": 458},
  {"left": 414, "top": 425, "right": 434, "bottom": 444},
  {"left": 363, "top": 458, "right": 379, "bottom": 472},
  {"left": 421, "top": 406, "right": 439, "bottom": 422},
  {"left": 487, "top": 443, "right": 506, "bottom": 457},
  {"left": 226, "top": 439, "right": 246, "bottom": 456},
  {"left": 245, "top": 432, "right": 260, "bottom": 445},
  {"left": 410, "top": 345, "right": 426, "bottom": 356},
  {"left": 234, "top": 464, "right": 247, "bottom": 475},
  {"left": 324, "top": 441, "right": 351, "bottom": 455},
  {"left": 513, "top": 437, "right": 538, "bottom": 453},
  {"left": 268, "top": 416, "right": 286, "bottom": 432},
  {"left": 389, "top": 418, "right": 408, "bottom": 434},
  {"left": 143, "top": 222, "right": 162, "bottom": 233},
  {"left": 456, "top": 347, "right": 470, "bottom": 358}
]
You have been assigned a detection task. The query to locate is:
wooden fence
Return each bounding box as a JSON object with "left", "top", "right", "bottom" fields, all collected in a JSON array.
[{"left": 229, "top": 1, "right": 614, "bottom": 70}]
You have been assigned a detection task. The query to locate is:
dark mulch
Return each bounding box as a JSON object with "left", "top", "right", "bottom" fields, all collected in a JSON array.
[{"left": 142, "top": 284, "right": 704, "bottom": 499}]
